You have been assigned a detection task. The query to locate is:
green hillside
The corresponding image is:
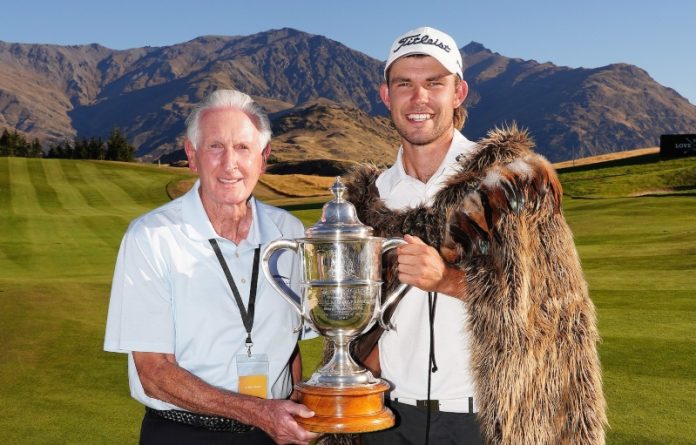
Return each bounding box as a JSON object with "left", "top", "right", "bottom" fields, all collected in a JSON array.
[
  {"left": 0, "top": 155, "right": 694, "bottom": 444},
  {"left": 559, "top": 153, "right": 696, "bottom": 198}
]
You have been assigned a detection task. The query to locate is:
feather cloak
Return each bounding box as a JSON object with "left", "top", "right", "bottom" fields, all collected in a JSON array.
[{"left": 329, "top": 126, "right": 607, "bottom": 445}]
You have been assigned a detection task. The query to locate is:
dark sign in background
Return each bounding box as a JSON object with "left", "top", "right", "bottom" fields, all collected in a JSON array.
[{"left": 660, "top": 134, "right": 696, "bottom": 158}]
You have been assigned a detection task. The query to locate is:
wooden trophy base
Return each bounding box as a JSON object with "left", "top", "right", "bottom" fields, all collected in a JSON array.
[{"left": 294, "top": 380, "right": 394, "bottom": 433}]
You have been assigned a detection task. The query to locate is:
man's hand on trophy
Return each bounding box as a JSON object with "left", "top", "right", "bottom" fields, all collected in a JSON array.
[
  {"left": 256, "top": 399, "right": 319, "bottom": 445},
  {"left": 440, "top": 155, "right": 562, "bottom": 264}
]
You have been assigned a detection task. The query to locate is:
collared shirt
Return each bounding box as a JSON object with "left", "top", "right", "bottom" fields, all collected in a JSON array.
[
  {"left": 375, "top": 130, "right": 479, "bottom": 407},
  {"left": 104, "top": 180, "right": 308, "bottom": 410}
]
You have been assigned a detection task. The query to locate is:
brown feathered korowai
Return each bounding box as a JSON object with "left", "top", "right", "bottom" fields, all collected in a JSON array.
[{"left": 317, "top": 125, "right": 606, "bottom": 445}]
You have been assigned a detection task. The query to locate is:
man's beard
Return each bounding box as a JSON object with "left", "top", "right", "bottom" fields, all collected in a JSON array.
[{"left": 392, "top": 112, "right": 453, "bottom": 147}]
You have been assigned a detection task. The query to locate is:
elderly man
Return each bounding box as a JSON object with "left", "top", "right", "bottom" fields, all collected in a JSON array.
[
  {"left": 337, "top": 27, "right": 607, "bottom": 445},
  {"left": 104, "top": 89, "right": 319, "bottom": 445}
]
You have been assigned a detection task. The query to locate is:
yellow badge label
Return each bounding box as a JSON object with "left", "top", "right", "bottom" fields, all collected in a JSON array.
[{"left": 238, "top": 374, "right": 268, "bottom": 399}]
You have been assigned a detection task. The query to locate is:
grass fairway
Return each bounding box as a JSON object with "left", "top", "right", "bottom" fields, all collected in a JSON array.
[
  {"left": 0, "top": 158, "right": 195, "bottom": 443},
  {"left": 0, "top": 155, "right": 694, "bottom": 444},
  {"left": 565, "top": 196, "right": 695, "bottom": 444},
  {"left": 560, "top": 155, "right": 696, "bottom": 444}
]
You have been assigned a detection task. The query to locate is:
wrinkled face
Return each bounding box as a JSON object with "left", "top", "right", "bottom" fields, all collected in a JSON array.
[
  {"left": 184, "top": 107, "right": 267, "bottom": 211},
  {"left": 380, "top": 55, "right": 466, "bottom": 149}
]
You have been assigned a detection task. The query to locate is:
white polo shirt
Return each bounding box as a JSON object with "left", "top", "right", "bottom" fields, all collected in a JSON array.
[
  {"left": 375, "top": 130, "right": 478, "bottom": 408},
  {"left": 104, "top": 180, "right": 309, "bottom": 410}
]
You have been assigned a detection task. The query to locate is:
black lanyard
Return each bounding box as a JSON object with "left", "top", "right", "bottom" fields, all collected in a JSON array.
[{"left": 209, "top": 238, "right": 261, "bottom": 356}]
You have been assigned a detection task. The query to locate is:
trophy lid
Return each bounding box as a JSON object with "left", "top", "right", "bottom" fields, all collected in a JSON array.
[{"left": 305, "top": 177, "right": 373, "bottom": 238}]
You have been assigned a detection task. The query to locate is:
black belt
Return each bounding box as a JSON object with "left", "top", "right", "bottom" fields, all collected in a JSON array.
[
  {"left": 392, "top": 397, "right": 475, "bottom": 413},
  {"left": 145, "top": 407, "right": 254, "bottom": 433}
]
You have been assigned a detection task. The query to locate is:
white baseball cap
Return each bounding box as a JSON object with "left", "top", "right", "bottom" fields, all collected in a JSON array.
[{"left": 384, "top": 26, "right": 463, "bottom": 80}]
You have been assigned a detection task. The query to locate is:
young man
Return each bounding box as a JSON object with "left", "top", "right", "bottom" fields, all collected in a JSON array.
[{"left": 342, "top": 27, "right": 606, "bottom": 445}]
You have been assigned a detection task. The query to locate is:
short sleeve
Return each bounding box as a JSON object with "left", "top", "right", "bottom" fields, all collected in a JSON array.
[{"left": 104, "top": 221, "right": 175, "bottom": 354}]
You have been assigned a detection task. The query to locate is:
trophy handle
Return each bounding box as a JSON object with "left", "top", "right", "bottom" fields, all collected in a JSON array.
[
  {"left": 261, "top": 239, "right": 304, "bottom": 333},
  {"left": 377, "top": 238, "right": 411, "bottom": 331}
]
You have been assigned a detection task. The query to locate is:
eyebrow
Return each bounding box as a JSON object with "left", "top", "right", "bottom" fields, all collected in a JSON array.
[
  {"left": 426, "top": 74, "right": 449, "bottom": 82},
  {"left": 391, "top": 72, "right": 451, "bottom": 84}
]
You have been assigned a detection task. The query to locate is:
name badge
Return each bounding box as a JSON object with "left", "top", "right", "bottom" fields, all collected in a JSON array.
[{"left": 236, "top": 353, "right": 269, "bottom": 399}]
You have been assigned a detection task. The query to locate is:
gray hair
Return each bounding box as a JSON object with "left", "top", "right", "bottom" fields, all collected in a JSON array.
[{"left": 185, "top": 89, "right": 272, "bottom": 150}]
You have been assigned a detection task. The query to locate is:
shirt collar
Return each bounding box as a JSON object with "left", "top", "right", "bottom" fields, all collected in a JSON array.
[
  {"left": 438, "top": 130, "right": 473, "bottom": 178},
  {"left": 382, "top": 129, "right": 474, "bottom": 190},
  {"left": 249, "top": 199, "right": 283, "bottom": 247},
  {"left": 181, "top": 180, "right": 280, "bottom": 250}
]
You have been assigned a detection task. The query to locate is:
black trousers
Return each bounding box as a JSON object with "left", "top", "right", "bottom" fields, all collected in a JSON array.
[
  {"left": 361, "top": 400, "right": 484, "bottom": 445},
  {"left": 139, "top": 408, "right": 274, "bottom": 445}
]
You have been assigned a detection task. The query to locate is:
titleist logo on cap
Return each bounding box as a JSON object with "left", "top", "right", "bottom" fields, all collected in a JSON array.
[{"left": 393, "top": 33, "right": 451, "bottom": 54}]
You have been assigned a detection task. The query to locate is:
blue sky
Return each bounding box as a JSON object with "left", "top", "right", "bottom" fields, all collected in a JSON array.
[{"left": 1, "top": 0, "right": 694, "bottom": 104}]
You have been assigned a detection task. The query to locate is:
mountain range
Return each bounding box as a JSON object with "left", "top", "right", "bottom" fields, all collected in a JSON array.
[{"left": 1, "top": 27, "right": 695, "bottom": 164}]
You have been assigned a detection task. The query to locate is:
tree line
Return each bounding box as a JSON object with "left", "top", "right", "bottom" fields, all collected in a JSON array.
[{"left": 0, "top": 128, "right": 135, "bottom": 162}]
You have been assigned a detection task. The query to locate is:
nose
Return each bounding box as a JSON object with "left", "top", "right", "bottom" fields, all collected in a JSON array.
[
  {"left": 221, "top": 147, "right": 238, "bottom": 171},
  {"left": 412, "top": 85, "right": 428, "bottom": 105}
]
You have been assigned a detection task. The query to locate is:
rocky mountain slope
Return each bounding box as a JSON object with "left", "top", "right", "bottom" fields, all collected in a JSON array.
[
  {"left": 461, "top": 42, "right": 696, "bottom": 160},
  {"left": 1, "top": 28, "right": 695, "bottom": 163}
]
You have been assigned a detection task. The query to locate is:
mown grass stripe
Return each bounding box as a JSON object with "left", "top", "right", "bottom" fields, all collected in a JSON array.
[
  {"left": 0, "top": 158, "right": 29, "bottom": 270},
  {"left": 0, "top": 214, "right": 30, "bottom": 271},
  {"left": 25, "top": 158, "right": 62, "bottom": 214},
  {"left": 7, "top": 157, "right": 47, "bottom": 217},
  {"left": 41, "top": 158, "right": 92, "bottom": 213},
  {"left": 0, "top": 157, "right": 10, "bottom": 213},
  {"left": 74, "top": 161, "right": 146, "bottom": 212},
  {"left": 0, "top": 159, "right": 127, "bottom": 278},
  {"left": 603, "top": 334, "right": 695, "bottom": 380},
  {"left": 78, "top": 214, "right": 132, "bottom": 253},
  {"left": 602, "top": 371, "right": 696, "bottom": 444},
  {"left": 4, "top": 160, "right": 97, "bottom": 275},
  {"left": 58, "top": 159, "right": 111, "bottom": 209},
  {"left": 599, "top": 304, "right": 694, "bottom": 344},
  {"left": 0, "top": 212, "right": 94, "bottom": 278},
  {"left": 97, "top": 161, "right": 188, "bottom": 208}
]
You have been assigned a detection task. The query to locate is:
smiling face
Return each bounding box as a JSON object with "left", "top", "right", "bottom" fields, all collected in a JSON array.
[
  {"left": 380, "top": 55, "right": 467, "bottom": 151},
  {"left": 184, "top": 107, "right": 267, "bottom": 214}
]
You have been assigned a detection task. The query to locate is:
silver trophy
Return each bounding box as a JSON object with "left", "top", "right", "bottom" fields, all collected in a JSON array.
[{"left": 261, "top": 177, "right": 409, "bottom": 433}]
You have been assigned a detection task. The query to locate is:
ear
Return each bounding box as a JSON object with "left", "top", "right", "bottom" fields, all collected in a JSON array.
[
  {"left": 454, "top": 79, "right": 468, "bottom": 108},
  {"left": 184, "top": 139, "right": 198, "bottom": 173},
  {"left": 260, "top": 143, "right": 271, "bottom": 173},
  {"left": 379, "top": 83, "right": 391, "bottom": 110}
]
